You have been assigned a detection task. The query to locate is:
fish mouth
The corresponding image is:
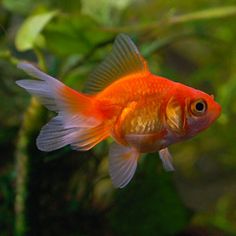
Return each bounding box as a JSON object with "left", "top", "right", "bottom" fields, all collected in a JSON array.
[
  {"left": 210, "top": 101, "right": 222, "bottom": 122},
  {"left": 215, "top": 102, "right": 222, "bottom": 116}
]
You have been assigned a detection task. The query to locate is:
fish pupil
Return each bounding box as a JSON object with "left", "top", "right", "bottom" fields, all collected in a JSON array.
[{"left": 195, "top": 102, "right": 204, "bottom": 111}]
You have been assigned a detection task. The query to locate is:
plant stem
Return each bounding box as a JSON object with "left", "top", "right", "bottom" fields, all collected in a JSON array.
[
  {"left": 101, "top": 6, "right": 236, "bottom": 33},
  {"left": 14, "top": 48, "right": 47, "bottom": 235},
  {"left": 14, "top": 98, "right": 45, "bottom": 235}
]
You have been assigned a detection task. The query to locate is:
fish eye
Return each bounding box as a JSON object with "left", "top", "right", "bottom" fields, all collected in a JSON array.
[{"left": 190, "top": 99, "right": 207, "bottom": 116}]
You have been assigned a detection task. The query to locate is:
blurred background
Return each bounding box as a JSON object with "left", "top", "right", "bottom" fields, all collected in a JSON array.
[{"left": 0, "top": 0, "right": 236, "bottom": 235}]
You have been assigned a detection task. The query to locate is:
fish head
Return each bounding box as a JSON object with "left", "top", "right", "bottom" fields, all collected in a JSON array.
[
  {"left": 165, "top": 83, "right": 221, "bottom": 141},
  {"left": 183, "top": 87, "right": 221, "bottom": 138}
]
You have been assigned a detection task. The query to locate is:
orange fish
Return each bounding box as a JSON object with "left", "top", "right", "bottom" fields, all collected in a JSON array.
[{"left": 16, "top": 34, "right": 221, "bottom": 188}]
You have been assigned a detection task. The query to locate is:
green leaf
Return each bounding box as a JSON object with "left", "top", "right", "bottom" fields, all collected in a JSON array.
[
  {"left": 2, "top": 0, "right": 33, "bottom": 14},
  {"left": 15, "top": 10, "right": 58, "bottom": 51},
  {"left": 81, "top": 0, "right": 132, "bottom": 25},
  {"left": 43, "top": 15, "right": 112, "bottom": 56}
]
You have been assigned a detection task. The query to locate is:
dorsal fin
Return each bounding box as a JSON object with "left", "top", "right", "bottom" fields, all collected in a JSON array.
[{"left": 85, "top": 34, "right": 149, "bottom": 94}]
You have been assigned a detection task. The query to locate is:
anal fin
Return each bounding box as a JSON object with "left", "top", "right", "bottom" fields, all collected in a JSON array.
[{"left": 109, "top": 142, "right": 139, "bottom": 188}]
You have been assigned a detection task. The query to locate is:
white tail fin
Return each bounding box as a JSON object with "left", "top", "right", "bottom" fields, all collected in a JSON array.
[
  {"left": 36, "top": 115, "right": 79, "bottom": 151},
  {"left": 17, "top": 62, "right": 110, "bottom": 151},
  {"left": 17, "top": 62, "right": 101, "bottom": 128}
]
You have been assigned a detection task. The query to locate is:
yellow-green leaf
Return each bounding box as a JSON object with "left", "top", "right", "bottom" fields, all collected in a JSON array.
[{"left": 15, "top": 10, "right": 58, "bottom": 51}]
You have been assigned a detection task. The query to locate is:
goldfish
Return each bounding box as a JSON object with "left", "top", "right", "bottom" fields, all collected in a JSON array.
[{"left": 16, "top": 34, "right": 221, "bottom": 188}]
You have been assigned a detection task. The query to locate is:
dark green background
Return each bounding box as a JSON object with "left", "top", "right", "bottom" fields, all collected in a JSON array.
[{"left": 0, "top": 0, "right": 236, "bottom": 235}]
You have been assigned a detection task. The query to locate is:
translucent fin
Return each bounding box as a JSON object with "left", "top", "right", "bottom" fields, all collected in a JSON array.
[
  {"left": 17, "top": 62, "right": 101, "bottom": 128},
  {"left": 16, "top": 79, "right": 59, "bottom": 111},
  {"left": 85, "top": 34, "right": 149, "bottom": 94},
  {"left": 109, "top": 142, "right": 139, "bottom": 188},
  {"left": 158, "top": 148, "right": 175, "bottom": 171},
  {"left": 36, "top": 115, "right": 80, "bottom": 151},
  {"left": 17, "top": 62, "right": 62, "bottom": 110},
  {"left": 71, "top": 124, "right": 110, "bottom": 151},
  {"left": 17, "top": 62, "right": 59, "bottom": 83}
]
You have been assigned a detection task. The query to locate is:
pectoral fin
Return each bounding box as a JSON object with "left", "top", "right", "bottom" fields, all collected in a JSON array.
[
  {"left": 158, "top": 148, "right": 175, "bottom": 171},
  {"left": 109, "top": 142, "right": 139, "bottom": 188}
]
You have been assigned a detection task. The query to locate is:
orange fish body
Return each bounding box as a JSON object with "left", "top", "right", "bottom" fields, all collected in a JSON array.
[{"left": 16, "top": 34, "right": 221, "bottom": 188}]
